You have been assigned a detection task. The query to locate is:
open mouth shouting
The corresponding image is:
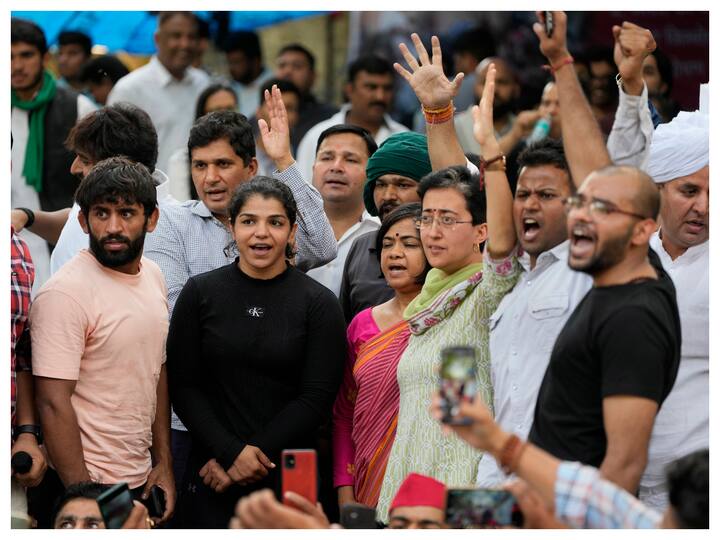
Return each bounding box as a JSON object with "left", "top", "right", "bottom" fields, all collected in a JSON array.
[
  {"left": 386, "top": 262, "right": 407, "bottom": 278},
  {"left": 569, "top": 223, "right": 596, "bottom": 260},
  {"left": 249, "top": 243, "right": 273, "bottom": 257},
  {"left": 522, "top": 217, "right": 542, "bottom": 242}
]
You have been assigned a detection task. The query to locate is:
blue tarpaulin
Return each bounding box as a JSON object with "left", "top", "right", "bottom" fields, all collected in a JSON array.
[{"left": 11, "top": 11, "right": 325, "bottom": 54}]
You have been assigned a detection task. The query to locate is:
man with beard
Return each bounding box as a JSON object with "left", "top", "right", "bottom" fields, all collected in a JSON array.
[
  {"left": 29, "top": 157, "right": 175, "bottom": 526},
  {"left": 224, "top": 31, "right": 274, "bottom": 118},
  {"left": 527, "top": 12, "right": 681, "bottom": 495},
  {"left": 638, "top": 108, "right": 709, "bottom": 512},
  {"left": 11, "top": 18, "right": 96, "bottom": 292},
  {"left": 11, "top": 103, "right": 175, "bottom": 275},
  {"left": 296, "top": 55, "right": 407, "bottom": 183},
  {"left": 338, "top": 131, "right": 431, "bottom": 322},
  {"left": 107, "top": 11, "right": 210, "bottom": 173}
]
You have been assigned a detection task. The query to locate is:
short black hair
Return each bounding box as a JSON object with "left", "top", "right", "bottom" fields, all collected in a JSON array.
[
  {"left": 195, "top": 15, "right": 210, "bottom": 40},
  {"left": 375, "top": 202, "right": 430, "bottom": 284},
  {"left": 79, "top": 55, "right": 130, "bottom": 85},
  {"left": 418, "top": 165, "right": 487, "bottom": 225},
  {"left": 58, "top": 30, "right": 92, "bottom": 57},
  {"left": 11, "top": 18, "right": 47, "bottom": 55},
  {"left": 650, "top": 46, "right": 674, "bottom": 95},
  {"left": 188, "top": 110, "right": 255, "bottom": 165},
  {"left": 315, "top": 124, "right": 378, "bottom": 159},
  {"left": 228, "top": 176, "right": 298, "bottom": 259},
  {"left": 157, "top": 11, "right": 197, "bottom": 30},
  {"left": 452, "top": 26, "right": 496, "bottom": 63},
  {"left": 516, "top": 138, "right": 574, "bottom": 192},
  {"left": 66, "top": 103, "right": 158, "bottom": 173},
  {"left": 75, "top": 156, "right": 157, "bottom": 218},
  {"left": 667, "top": 449, "right": 708, "bottom": 528},
  {"left": 258, "top": 78, "right": 301, "bottom": 105},
  {"left": 348, "top": 55, "right": 394, "bottom": 83},
  {"left": 51, "top": 482, "right": 107, "bottom": 527},
  {"left": 277, "top": 43, "right": 315, "bottom": 71},
  {"left": 223, "top": 30, "right": 262, "bottom": 61},
  {"left": 195, "top": 83, "right": 238, "bottom": 120}
]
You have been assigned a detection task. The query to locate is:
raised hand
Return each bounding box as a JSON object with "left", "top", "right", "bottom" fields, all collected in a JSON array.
[
  {"left": 471, "top": 63, "right": 501, "bottom": 157},
  {"left": 394, "top": 33, "right": 464, "bottom": 109},
  {"left": 532, "top": 11, "right": 571, "bottom": 65},
  {"left": 612, "top": 22, "right": 656, "bottom": 95},
  {"left": 258, "top": 85, "right": 294, "bottom": 170}
]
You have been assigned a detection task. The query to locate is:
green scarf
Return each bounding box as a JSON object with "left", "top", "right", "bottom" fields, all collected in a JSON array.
[
  {"left": 11, "top": 71, "right": 57, "bottom": 193},
  {"left": 404, "top": 262, "right": 483, "bottom": 319}
]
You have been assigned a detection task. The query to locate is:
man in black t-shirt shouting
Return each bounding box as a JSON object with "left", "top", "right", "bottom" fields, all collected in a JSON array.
[{"left": 528, "top": 164, "right": 681, "bottom": 495}]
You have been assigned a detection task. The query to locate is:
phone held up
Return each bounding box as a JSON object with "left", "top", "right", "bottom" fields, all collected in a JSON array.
[
  {"left": 281, "top": 449, "right": 318, "bottom": 509},
  {"left": 439, "top": 346, "right": 478, "bottom": 425},
  {"left": 544, "top": 11, "right": 554, "bottom": 37},
  {"left": 96, "top": 483, "right": 134, "bottom": 529},
  {"left": 445, "top": 488, "right": 524, "bottom": 529},
  {"left": 339, "top": 503, "right": 378, "bottom": 529}
]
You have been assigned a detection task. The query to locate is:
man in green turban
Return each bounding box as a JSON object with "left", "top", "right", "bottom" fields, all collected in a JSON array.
[{"left": 339, "top": 131, "right": 432, "bottom": 322}]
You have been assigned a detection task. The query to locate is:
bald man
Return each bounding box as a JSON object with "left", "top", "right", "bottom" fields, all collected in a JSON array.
[{"left": 528, "top": 165, "right": 681, "bottom": 495}]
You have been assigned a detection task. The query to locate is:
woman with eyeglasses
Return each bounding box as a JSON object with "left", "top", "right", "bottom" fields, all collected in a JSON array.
[
  {"left": 375, "top": 63, "right": 521, "bottom": 522},
  {"left": 332, "top": 203, "right": 430, "bottom": 509}
]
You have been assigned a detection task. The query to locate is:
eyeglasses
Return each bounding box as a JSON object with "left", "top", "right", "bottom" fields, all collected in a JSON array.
[
  {"left": 563, "top": 195, "right": 648, "bottom": 220},
  {"left": 415, "top": 214, "right": 473, "bottom": 230}
]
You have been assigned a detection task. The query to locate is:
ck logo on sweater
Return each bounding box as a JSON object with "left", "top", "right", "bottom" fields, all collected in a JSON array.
[{"left": 246, "top": 306, "right": 265, "bottom": 318}]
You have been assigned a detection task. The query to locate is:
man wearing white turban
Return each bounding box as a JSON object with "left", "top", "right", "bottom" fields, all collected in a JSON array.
[{"left": 638, "top": 107, "right": 709, "bottom": 513}]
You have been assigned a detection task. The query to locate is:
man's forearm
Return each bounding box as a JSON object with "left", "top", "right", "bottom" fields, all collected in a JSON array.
[
  {"left": 37, "top": 397, "right": 90, "bottom": 485},
  {"left": 15, "top": 371, "right": 38, "bottom": 426},
  {"left": 599, "top": 454, "right": 645, "bottom": 494},
  {"left": 151, "top": 365, "right": 172, "bottom": 465},
  {"left": 27, "top": 208, "right": 71, "bottom": 245},
  {"left": 555, "top": 64, "right": 612, "bottom": 186}
]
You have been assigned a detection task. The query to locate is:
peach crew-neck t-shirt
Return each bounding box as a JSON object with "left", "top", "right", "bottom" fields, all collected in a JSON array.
[{"left": 30, "top": 249, "right": 169, "bottom": 488}]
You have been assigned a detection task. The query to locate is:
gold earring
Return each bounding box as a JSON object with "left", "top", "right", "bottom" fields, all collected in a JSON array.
[{"left": 472, "top": 243, "right": 480, "bottom": 253}]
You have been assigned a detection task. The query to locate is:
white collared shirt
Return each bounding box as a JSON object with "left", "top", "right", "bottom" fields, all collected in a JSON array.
[
  {"left": 230, "top": 67, "right": 274, "bottom": 118},
  {"left": 306, "top": 211, "right": 380, "bottom": 297},
  {"left": 476, "top": 241, "right": 592, "bottom": 487},
  {"left": 295, "top": 104, "right": 409, "bottom": 183},
  {"left": 107, "top": 56, "right": 210, "bottom": 174},
  {"left": 639, "top": 233, "right": 709, "bottom": 510},
  {"left": 50, "top": 170, "right": 177, "bottom": 275}
]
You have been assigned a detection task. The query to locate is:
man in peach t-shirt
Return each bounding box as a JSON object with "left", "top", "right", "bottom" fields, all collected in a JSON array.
[{"left": 30, "top": 157, "right": 175, "bottom": 524}]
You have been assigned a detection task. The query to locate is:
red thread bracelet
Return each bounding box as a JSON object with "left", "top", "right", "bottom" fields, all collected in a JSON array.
[{"left": 542, "top": 55, "right": 575, "bottom": 75}]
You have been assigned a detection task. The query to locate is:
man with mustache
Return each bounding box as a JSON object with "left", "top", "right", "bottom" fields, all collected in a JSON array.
[
  {"left": 638, "top": 105, "right": 709, "bottom": 512},
  {"left": 30, "top": 157, "right": 175, "bottom": 526},
  {"left": 525, "top": 12, "right": 681, "bottom": 496},
  {"left": 306, "top": 125, "right": 380, "bottom": 296},
  {"left": 295, "top": 55, "right": 408, "bottom": 183},
  {"left": 107, "top": 11, "right": 210, "bottom": 174},
  {"left": 338, "top": 131, "right": 431, "bottom": 321}
]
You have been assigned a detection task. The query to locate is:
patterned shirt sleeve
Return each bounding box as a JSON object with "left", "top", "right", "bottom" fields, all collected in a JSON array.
[
  {"left": 273, "top": 163, "right": 337, "bottom": 272},
  {"left": 555, "top": 461, "right": 663, "bottom": 529}
]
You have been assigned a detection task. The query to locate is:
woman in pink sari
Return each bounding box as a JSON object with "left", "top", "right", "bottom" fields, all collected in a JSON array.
[{"left": 333, "top": 203, "right": 430, "bottom": 508}]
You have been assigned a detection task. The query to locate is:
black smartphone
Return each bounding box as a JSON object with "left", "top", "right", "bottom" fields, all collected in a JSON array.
[
  {"left": 142, "top": 485, "right": 166, "bottom": 518},
  {"left": 445, "top": 488, "right": 524, "bottom": 529},
  {"left": 96, "top": 483, "right": 134, "bottom": 529},
  {"left": 439, "top": 346, "right": 477, "bottom": 425},
  {"left": 340, "top": 503, "right": 377, "bottom": 529},
  {"left": 544, "top": 11, "right": 554, "bottom": 37}
]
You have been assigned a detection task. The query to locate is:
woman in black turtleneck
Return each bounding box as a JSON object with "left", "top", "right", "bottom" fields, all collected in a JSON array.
[{"left": 167, "top": 177, "right": 346, "bottom": 528}]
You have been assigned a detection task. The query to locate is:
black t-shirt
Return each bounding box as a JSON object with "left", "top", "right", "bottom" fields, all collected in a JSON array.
[
  {"left": 167, "top": 261, "right": 347, "bottom": 470},
  {"left": 528, "top": 248, "right": 681, "bottom": 467}
]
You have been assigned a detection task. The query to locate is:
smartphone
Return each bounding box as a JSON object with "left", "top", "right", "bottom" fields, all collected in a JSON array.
[
  {"left": 97, "top": 482, "right": 134, "bottom": 529},
  {"left": 281, "top": 449, "right": 317, "bottom": 508},
  {"left": 544, "top": 11, "right": 554, "bottom": 37},
  {"left": 142, "top": 485, "right": 166, "bottom": 518},
  {"left": 439, "top": 346, "right": 478, "bottom": 425},
  {"left": 340, "top": 503, "right": 377, "bottom": 529},
  {"left": 445, "top": 488, "right": 524, "bottom": 529}
]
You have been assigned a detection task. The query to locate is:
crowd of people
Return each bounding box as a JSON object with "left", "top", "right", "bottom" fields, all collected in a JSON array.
[{"left": 10, "top": 10, "right": 708, "bottom": 530}]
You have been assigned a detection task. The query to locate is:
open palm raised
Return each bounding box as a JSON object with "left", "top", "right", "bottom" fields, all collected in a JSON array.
[{"left": 394, "top": 33, "right": 464, "bottom": 110}]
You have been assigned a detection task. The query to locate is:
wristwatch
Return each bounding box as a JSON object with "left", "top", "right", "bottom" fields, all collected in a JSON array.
[{"left": 12, "top": 424, "right": 43, "bottom": 445}]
